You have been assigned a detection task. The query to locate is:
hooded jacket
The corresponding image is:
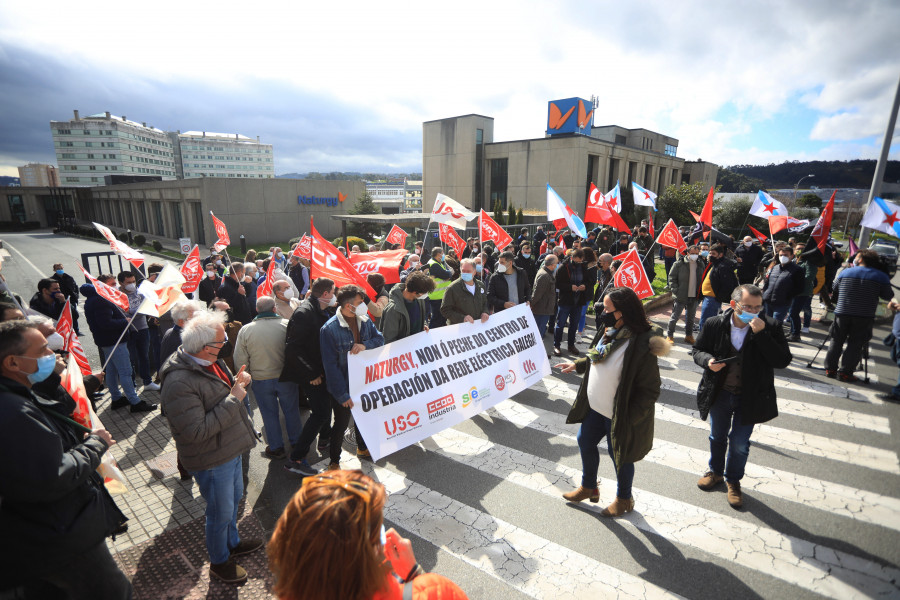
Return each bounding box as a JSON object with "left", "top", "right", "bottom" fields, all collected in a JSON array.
[
  {"left": 566, "top": 326, "right": 669, "bottom": 466},
  {"left": 80, "top": 283, "right": 131, "bottom": 347},
  {"left": 380, "top": 284, "right": 427, "bottom": 343},
  {"left": 667, "top": 254, "right": 708, "bottom": 303}
]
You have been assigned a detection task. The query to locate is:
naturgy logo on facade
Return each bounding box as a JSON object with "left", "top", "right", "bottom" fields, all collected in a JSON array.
[{"left": 298, "top": 192, "right": 347, "bottom": 208}]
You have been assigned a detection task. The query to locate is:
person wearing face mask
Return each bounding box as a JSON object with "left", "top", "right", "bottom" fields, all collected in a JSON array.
[
  {"left": 118, "top": 271, "right": 159, "bottom": 391},
  {"left": 693, "top": 284, "right": 792, "bottom": 509},
  {"left": 761, "top": 246, "right": 804, "bottom": 326},
  {"left": 531, "top": 254, "right": 559, "bottom": 337},
  {"left": 199, "top": 264, "right": 222, "bottom": 305},
  {"left": 699, "top": 242, "right": 710, "bottom": 259},
  {"left": 698, "top": 243, "right": 740, "bottom": 331},
  {"left": 426, "top": 247, "right": 454, "bottom": 329},
  {"left": 787, "top": 244, "right": 818, "bottom": 342},
  {"left": 272, "top": 280, "right": 301, "bottom": 320},
  {"left": 515, "top": 243, "right": 538, "bottom": 286},
  {"left": 380, "top": 271, "right": 435, "bottom": 344},
  {"left": 556, "top": 287, "right": 668, "bottom": 517},
  {"left": 475, "top": 253, "right": 492, "bottom": 280},
  {"left": 49, "top": 263, "right": 82, "bottom": 335},
  {"left": 242, "top": 262, "right": 260, "bottom": 316},
  {"left": 666, "top": 246, "right": 707, "bottom": 344},
  {"left": 487, "top": 251, "right": 532, "bottom": 314},
  {"left": 364, "top": 273, "right": 390, "bottom": 329},
  {"left": 29, "top": 278, "right": 66, "bottom": 321},
  {"left": 734, "top": 236, "right": 763, "bottom": 284},
  {"left": 400, "top": 254, "right": 422, "bottom": 283},
  {"left": 216, "top": 262, "right": 252, "bottom": 325},
  {"left": 553, "top": 249, "right": 589, "bottom": 356},
  {"left": 0, "top": 320, "right": 132, "bottom": 599},
  {"left": 320, "top": 285, "right": 385, "bottom": 468},
  {"left": 440, "top": 259, "right": 489, "bottom": 325},
  {"left": 159, "top": 310, "right": 261, "bottom": 583}
]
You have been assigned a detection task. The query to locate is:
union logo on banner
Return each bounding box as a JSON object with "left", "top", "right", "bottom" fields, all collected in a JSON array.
[
  {"left": 291, "top": 235, "right": 313, "bottom": 260},
  {"left": 478, "top": 210, "right": 512, "bottom": 250},
  {"left": 439, "top": 223, "right": 467, "bottom": 257},
  {"left": 613, "top": 249, "right": 654, "bottom": 300},
  {"left": 655, "top": 218, "right": 687, "bottom": 253}
]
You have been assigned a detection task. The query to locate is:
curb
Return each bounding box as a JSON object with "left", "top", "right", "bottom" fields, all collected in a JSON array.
[{"left": 644, "top": 291, "right": 673, "bottom": 311}]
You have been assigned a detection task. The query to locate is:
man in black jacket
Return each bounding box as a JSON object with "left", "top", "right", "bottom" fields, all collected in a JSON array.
[
  {"left": 217, "top": 262, "right": 251, "bottom": 325},
  {"left": 0, "top": 320, "right": 131, "bottom": 598},
  {"left": 698, "top": 243, "right": 740, "bottom": 331},
  {"left": 50, "top": 263, "right": 82, "bottom": 334},
  {"left": 734, "top": 237, "right": 764, "bottom": 284},
  {"left": 489, "top": 251, "right": 532, "bottom": 312},
  {"left": 198, "top": 264, "right": 222, "bottom": 305},
  {"left": 761, "top": 245, "right": 804, "bottom": 325},
  {"left": 553, "top": 250, "right": 588, "bottom": 356},
  {"left": 514, "top": 243, "right": 538, "bottom": 286},
  {"left": 692, "top": 284, "right": 792, "bottom": 509},
  {"left": 283, "top": 277, "right": 336, "bottom": 477}
]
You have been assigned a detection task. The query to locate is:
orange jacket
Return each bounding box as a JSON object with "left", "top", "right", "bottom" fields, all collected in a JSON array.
[{"left": 372, "top": 573, "right": 469, "bottom": 600}]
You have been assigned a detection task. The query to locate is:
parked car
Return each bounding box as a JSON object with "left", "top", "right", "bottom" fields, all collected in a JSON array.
[{"left": 869, "top": 243, "right": 898, "bottom": 276}]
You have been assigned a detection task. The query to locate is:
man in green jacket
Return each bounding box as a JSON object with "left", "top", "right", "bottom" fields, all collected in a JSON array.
[
  {"left": 788, "top": 243, "right": 818, "bottom": 342},
  {"left": 380, "top": 272, "right": 435, "bottom": 343},
  {"left": 666, "top": 246, "right": 707, "bottom": 344},
  {"left": 441, "top": 259, "right": 489, "bottom": 325}
]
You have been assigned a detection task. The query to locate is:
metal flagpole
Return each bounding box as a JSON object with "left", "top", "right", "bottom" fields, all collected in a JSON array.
[
  {"left": 100, "top": 310, "right": 141, "bottom": 373},
  {"left": 859, "top": 73, "right": 900, "bottom": 248}
]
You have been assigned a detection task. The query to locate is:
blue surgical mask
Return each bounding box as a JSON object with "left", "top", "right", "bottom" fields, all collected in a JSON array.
[
  {"left": 522, "top": 253, "right": 531, "bottom": 259},
  {"left": 55, "top": 269, "right": 65, "bottom": 276},
  {"left": 475, "top": 264, "right": 483, "bottom": 273},
  {"left": 737, "top": 309, "right": 757, "bottom": 324},
  {"left": 701, "top": 250, "right": 709, "bottom": 258},
  {"left": 461, "top": 272, "right": 474, "bottom": 282},
  {"left": 18, "top": 353, "right": 57, "bottom": 384}
]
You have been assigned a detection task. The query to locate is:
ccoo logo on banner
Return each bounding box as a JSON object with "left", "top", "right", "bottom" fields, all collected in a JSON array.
[{"left": 348, "top": 304, "right": 550, "bottom": 461}]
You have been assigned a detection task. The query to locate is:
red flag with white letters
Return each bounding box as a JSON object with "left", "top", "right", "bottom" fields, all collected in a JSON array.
[
  {"left": 479, "top": 210, "right": 512, "bottom": 251},
  {"left": 210, "top": 211, "right": 230, "bottom": 252},
  {"left": 179, "top": 245, "right": 203, "bottom": 293},
  {"left": 385, "top": 225, "right": 409, "bottom": 248},
  {"left": 310, "top": 220, "right": 377, "bottom": 298},
  {"left": 613, "top": 249, "right": 654, "bottom": 300},
  {"left": 256, "top": 259, "right": 277, "bottom": 300},
  {"left": 56, "top": 300, "right": 91, "bottom": 376},
  {"left": 77, "top": 264, "right": 130, "bottom": 312},
  {"left": 655, "top": 219, "right": 687, "bottom": 253},
  {"left": 439, "top": 223, "right": 467, "bottom": 258},
  {"left": 348, "top": 249, "right": 408, "bottom": 285},
  {"left": 291, "top": 235, "right": 313, "bottom": 260}
]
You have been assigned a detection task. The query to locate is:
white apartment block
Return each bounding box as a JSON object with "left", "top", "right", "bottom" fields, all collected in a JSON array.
[{"left": 176, "top": 131, "right": 274, "bottom": 179}]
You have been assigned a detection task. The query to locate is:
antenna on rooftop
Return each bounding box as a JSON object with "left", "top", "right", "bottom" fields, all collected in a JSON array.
[{"left": 591, "top": 95, "right": 599, "bottom": 110}]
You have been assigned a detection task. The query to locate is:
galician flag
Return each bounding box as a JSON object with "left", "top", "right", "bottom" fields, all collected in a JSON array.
[
  {"left": 860, "top": 197, "right": 900, "bottom": 239},
  {"left": 632, "top": 182, "right": 657, "bottom": 211},
  {"left": 750, "top": 191, "right": 788, "bottom": 218},
  {"left": 546, "top": 184, "right": 587, "bottom": 238},
  {"left": 606, "top": 181, "right": 622, "bottom": 213}
]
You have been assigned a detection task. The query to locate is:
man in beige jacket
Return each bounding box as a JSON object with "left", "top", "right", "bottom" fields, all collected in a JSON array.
[{"left": 233, "top": 296, "right": 303, "bottom": 460}]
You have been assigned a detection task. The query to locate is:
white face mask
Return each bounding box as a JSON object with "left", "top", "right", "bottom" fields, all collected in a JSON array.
[
  {"left": 779, "top": 255, "right": 791, "bottom": 265},
  {"left": 47, "top": 332, "right": 65, "bottom": 351},
  {"left": 327, "top": 295, "right": 337, "bottom": 307},
  {"left": 687, "top": 254, "right": 699, "bottom": 262},
  {"left": 497, "top": 263, "right": 508, "bottom": 274},
  {"left": 282, "top": 288, "right": 294, "bottom": 299},
  {"left": 354, "top": 302, "right": 368, "bottom": 317},
  {"left": 206, "top": 271, "right": 216, "bottom": 279},
  {"left": 124, "top": 283, "right": 136, "bottom": 293},
  {"left": 216, "top": 260, "right": 223, "bottom": 266},
  {"left": 744, "top": 241, "right": 752, "bottom": 247},
  {"left": 417, "top": 293, "right": 429, "bottom": 300}
]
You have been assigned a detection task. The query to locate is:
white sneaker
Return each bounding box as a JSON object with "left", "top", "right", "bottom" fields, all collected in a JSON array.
[
  {"left": 801, "top": 327, "right": 810, "bottom": 334},
  {"left": 143, "top": 382, "right": 161, "bottom": 391}
]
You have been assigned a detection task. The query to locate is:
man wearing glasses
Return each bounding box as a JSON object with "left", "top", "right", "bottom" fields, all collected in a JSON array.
[{"left": 691, "top": 284, "right": 792, "bottom": 509}]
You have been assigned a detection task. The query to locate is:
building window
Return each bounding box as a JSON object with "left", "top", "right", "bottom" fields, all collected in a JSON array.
[
  {"left": 665, "top": 144, "right": 677, "bottom": 157},
  {"left": 191, "top": 203, "right": 206, "bottom": 246},
  {"left": 489, "top": 158, "right": 508, "bottom": 210},
  {"left": 658, "top": 167, "right": 667, "bottom": 195},
  {"left": 137, "top": 201, "right": 149, "bottom": 232},
  {"left": 152, "top": 201, "right": 164, "bottom": 236},
  {"left": 475, "top": 128, "right": 484, "bottom": 210},
  {"left": 627, "top": 162, "right": 636, "bottom": 188},
  {"left": 7, "top": 195, "right": 26, "bottom": 223},
  {"left": 615, "top": 134, "right": 626, "bottom": 145},
  {"left": 643, "top": 164, "right": 652, "bottom": 187},
  {"left": 608, "top": 158, "right": 619, "bottom": 191},
  {"left": 171, "top": 203, "right": 184, "bottom": 238}
]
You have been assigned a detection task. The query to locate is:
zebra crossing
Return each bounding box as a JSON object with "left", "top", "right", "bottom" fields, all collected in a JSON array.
[{"left": 322, "top": 323, "right": 900, "bottom": 600}]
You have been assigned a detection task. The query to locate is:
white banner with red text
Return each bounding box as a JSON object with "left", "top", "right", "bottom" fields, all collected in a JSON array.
[{"left": 348, "top": 304, "right": 550, "bottom": 461}]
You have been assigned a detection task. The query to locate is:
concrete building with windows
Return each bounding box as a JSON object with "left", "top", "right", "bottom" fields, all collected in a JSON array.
[
  {"left": 175, "top": 131, "right": 274, "bottom": 180},
  {"left": 365, "top": 179, "right": 423, "bottom": 214},
  {"left": 17, "top": 163, "right": 60, "bottom": 187},
  {"left": 423, "top": 104, "right": 718, "bottom": 217}
]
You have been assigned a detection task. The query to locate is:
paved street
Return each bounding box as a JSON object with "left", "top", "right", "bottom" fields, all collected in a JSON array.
[{"left": 3, "top": 230, "right": 899, "bottom": 599}]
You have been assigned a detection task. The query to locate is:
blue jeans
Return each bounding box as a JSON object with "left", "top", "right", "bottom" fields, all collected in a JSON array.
[
  {"left": 766, "top": 302, "right": 791, "bottom": 325},
  {"left": 193, "top": 455, "right": 243, "bottom": 565},
  {"left": 127, "top": 327, "right": 152, "bottom": 384},
  {"left": 698, "top": 296, "right": 720, "bottom": 331},
  {"left": 428, "top": 299, "right": 445, "bottom": 329},
  {"left": 667, "top": 298, "right": 699, "bottom": 338},
  {"left": 554, "top": 304, "right": 581, "bottom": 348},
  {"left": 789, "top": 295, "right": 812, "bottom": 334},
  {"left": 534, "top": 314, "right": 552, "bottom": 338},
  {"left": 708, "top": 390, "right": 755, "bottom": 482},
  {"left": 576, "top": 408, "right": 634, "bottom": 498},
  {"left": 577, "top": 304, "right": 588, "bottom": 333},
  {"left": 291, "top": 379, "right": 334, "bottom": 461},
  {"left": 251, "top": 379, "right": 303, "bottom": 451},
  {"left": 101, "top": 343, "right": 140, "bottom": 405}
]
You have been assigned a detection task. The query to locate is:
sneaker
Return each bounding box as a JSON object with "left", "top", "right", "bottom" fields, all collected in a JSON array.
[
  {"left": 801, "top": 327, "right": 810, "bottom": 334},
  {"left": 229, "top": 538, "right": 263, "bottom": 557},
  {"left": 143, "top": 382, "right": 161, "bottom": 392},
  {"left": 726, "top": 481, "right": 743, "bottom": 509},
  {"left": 684, "top": 335, "right": 696, "bottom": 344},
  {"left": 666, "top": 336, "right": 675, "bottom": 344},
  {"left": 130, "top": 400, "right": 158, "bottom": 413},
  {"left": 209, "top": 559, "right": 247, "bottom": 584},
  {"left": 838, "top": 372, "right": 860, "bottom": 383},
  {"left": 264, "top": 446, "right": 286, "bottom": 459},
  {"left": 285, "top": 459, "right": 318, "bottom": 477},
  {"left": 357, "top": 448, "right": 372, "bottom": 459},
  {"left": 697, "top": 471, "right": 724, "bottom": 491},
  {"left": 825, "top": 369, "right": 837, "bottom": 379},
  {"left": 110, "top": 398, "right": 130, "bottom": 410}
]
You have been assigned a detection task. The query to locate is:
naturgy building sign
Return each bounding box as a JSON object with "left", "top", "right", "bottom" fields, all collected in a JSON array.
[{"left": 298, "top": 192, "right": 347, "bottom": 208}]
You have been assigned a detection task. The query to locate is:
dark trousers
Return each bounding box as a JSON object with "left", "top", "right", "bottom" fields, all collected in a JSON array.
[
  {"left": 126, "top": 328, "right": 151, "bottom": 385},
  {"left": 825, "top": 315, "right": 874, "bottom": 374},
  {"left": 8, "top": 541, "right": 133, "bottom": 599},
  {"left": 428, "top": 299, "right": 445, "bottom": 329},
  {"left": 330, "top": 400, "right": 367, "bottom": 464},
  {"left": 290, "top": 380, "right": 334, "bottom": 462},
  {"left": 554, "top": 304, "right": 582, "bottom": 348},
  {"left": 148, "top": 326, "right": 161, "bottom": 375}
]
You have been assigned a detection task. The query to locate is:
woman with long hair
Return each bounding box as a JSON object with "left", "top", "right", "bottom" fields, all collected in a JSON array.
[
  {"left": 556, "top": 287, "right": 668, "bottom": 517},
  {"left": 268, "top": 470, "right": 468, "bottom": 600}
]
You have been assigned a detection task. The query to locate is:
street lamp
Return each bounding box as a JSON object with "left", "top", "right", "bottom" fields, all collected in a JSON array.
[{"left": 794, "top": 174, "right": 815, "bottom": 204}]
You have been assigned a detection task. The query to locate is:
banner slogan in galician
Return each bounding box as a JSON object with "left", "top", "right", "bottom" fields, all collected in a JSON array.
[{"left": 349, "top": 304, "right": 551, "bottom": 461}]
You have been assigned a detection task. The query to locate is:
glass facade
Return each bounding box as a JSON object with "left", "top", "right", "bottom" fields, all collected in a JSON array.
[
  {"left": 489, "top": 158, "right": 508, "bottom": 210},
  {"left": 475, "top": 129, "right": 484, "bottom": 211}
]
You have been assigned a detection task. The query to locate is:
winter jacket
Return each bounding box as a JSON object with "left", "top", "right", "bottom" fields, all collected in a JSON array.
[
  {"left": 734, "top": 244, "right": 764, "bottom": 282},
  {"left": 796, "top": 259, "right": 818, "bottom": 297},
  {"left": 832, "top": 265, "right": 893, "bottom": 317},
  {"left": 762, "top": 261, "right": 804, "bottom": 306},
  {"left": 217, "top": 275, "right": 251, "bottom": 325},
  {"left": 380, "top": 284, "right": 427, "bottom": 343},
  {"left": 0, "top": 377, "right": 126, "bottom": 587},
  {"left": 530, "top": 267, "right": 557, "bottom": 316},
  {"left": 596, "top": 230, "right": 613, "bottom": 253},
  {"left": 667, "top": 256, "right": 707, "bottom": 303},
  {"left": 593, "top": 267, "right": 615, "bottom": 305},
  {"left": 555, "top": 260, "right": 591, "bottom": 307},
  {"left": 29, "top": 292, "right": 65, "bottom": 320},
  {"left": 692, "top": 308, "right": 792, "bottom": 424},
  {"left": 233, "top": 314, "right": 288, "bottom": 381},
  {"left": 198, "top": 274, "right": 221, "bottom": 305},
  {"left": 699, "top": 257, "right": 739, "bottom": 303},
  {"left": 160, "top": 324, "right": 183, "bottom": 366},
  {"left": 440, "top": 278, "right": 488, "bottom": 325},
  {"left": 280, "top": 297, "right": 333, "bottom": 385},
  {"left": 566, "top": 326, "right": 669, "bottom": 466},
  {"left": 320, "top": 311, "right": 384, "bottom": 403},
  {"left": 487, "top": 266, "right": 532, "bottom": 312},
  {"left": 514, "top": 253, "right": 538, "bottom": 286},
  {"left": 80, "top": 283, "right": 131, "bottom": 347},
  {"left": 49, "top": 271, "right": 80, "bottom": 305},
  {"left": 159, "top": 349, "right": 257, "bottom": 472}
]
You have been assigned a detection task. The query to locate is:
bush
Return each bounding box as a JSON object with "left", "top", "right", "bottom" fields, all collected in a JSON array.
[
  {"left": 333, "top": 236, "right": 368, "bottom": 252},
  {"left": 151, "top": 240, "right": 163, "bottom": 252},
  {"left": 133, "top": 234, "right": 146, "bottom": 247},
  {"left": 289, "top": 236, "right": 302, "bottom": 247},
  {"left": 256, "top": 251, "right": 270, "bottom": 260},
  {"left": 117, "top": 231, "right": 129, "bottom": 242}
]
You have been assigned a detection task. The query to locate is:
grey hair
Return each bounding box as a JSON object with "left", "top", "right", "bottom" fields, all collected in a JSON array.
[
  {"left": 181, "top": 309, "right": 227, "bottom": 354},
  {"left": 256, "top": 296, "right": 276, "bottom": 313},
  {"left": 170, "top": 299, "right": 204, "bottom": 323},
  {"left": 26, "top": 314, "right": 52, "bottom": 327},
  {"left": 243, "top": 262, "right": 257, "bottom": 273},
  {"left": 460, "top": 258, "right": 476, "bottom": 269},
  {"left": 731, "top": 284, "right": 763, "bottom": 303},
  {"left": 272, "top": 279, "right": 290, "bottom": 291},
  {"left": 543, "top": 254, "right": 559, "bottom": 266}
]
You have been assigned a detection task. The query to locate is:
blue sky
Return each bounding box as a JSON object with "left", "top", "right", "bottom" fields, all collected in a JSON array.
[{"left": 1, "top": 0, "right": 897, "bottom": 177}]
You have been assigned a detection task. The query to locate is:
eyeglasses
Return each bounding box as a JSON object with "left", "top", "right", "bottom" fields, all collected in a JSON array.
[
  {"left": 302, "top": 475, "right": 373, "bottom": 505},
  {"left": 205, "top": 333, "right": 229, "bottom": 348},
  {"left": 738, "top": 303, "right": 763, "bottom": 313}
]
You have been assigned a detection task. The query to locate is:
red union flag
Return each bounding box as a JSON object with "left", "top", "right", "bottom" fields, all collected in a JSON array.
[
  {"left": 768, "top": 215, "right": 810, "bottom": 235},
  {"left": 656, "top": 218, "right": 687, "bottom": 253},
  {"left": 385, "top": 225, "right": 409, "bottom": 247},
  {"left": 210, "top": 211, "right": 230, "bottom": 252},
  {"left": 93, "top": 222, "right": 145, "bottom": 269},
  {"left": 348, "top": 249, "right": 407, "bottom": 285},
  {"left": 310, "top": 220, "right": 377, "bottom": 298},
  {"left": 584, "top": 183, "right": 605, "bottom": 224},
  {"left": 748, "top": 225, "right": 768, "bottom": 244},
  {"left": 256, "top": 258, "right": 277, "bottom": 300},
  {"left": 479, "top": 210, "right": 512, "bottom": 250},
  {"left": 180, "top": 245, "right": 202, "bottom": 293},
  {"left": 77, "top": 264, "right": 129, "bottom": 312},
  {"left": 291, "top": 235, "right": 313, "bottom": 260},
  {"left": 439, "top": 223, "right": 467, "bottom": 257},
  {"left": 56, "top": 300, "right": 91, "bottom": 375},
  {"left": 613, "top": 249, "right": 654, "bottom": 300}
]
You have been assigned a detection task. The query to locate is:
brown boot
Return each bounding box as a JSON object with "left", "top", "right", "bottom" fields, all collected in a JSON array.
[
  {"left": 562, "top": 486, "right": 599, "bottom": 503},
  {"left": 210, "top": 558, "right": 247, "bottom": 584},
  {"left": 600, "top": 496, "right": 635, "bottom": 518},
  {"left": 726, "top": 481, "right": 743, "bottom": 509},
  {"left": 697, "top": 471, "right": 724, "bottom": 491},
  {"left": 684, "top": 335, "right": 696, "bottom": 344}
]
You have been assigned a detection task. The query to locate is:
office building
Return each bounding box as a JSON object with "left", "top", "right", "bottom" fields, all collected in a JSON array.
[
  {"left": 17, "top": 163, "right": 60, "bottom": 187},
  {"left": 365, "top": 179, "right": 423, "bottom": 214},
  {"left": 175, "top": 131, "right": 274, "bottom": 180}
]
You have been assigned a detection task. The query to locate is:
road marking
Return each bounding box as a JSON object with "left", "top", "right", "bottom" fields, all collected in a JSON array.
[
  {"left": 486, "top": 398, "right": 900, "bottom": 531},
  {"left": 2, "top": 239, "right": 46, "bottom": 278},
  {"left": 315, "top": 456, "right": 685, "bottom": 600},
  {"left": 416, "top": 426, "right": 900, "bottom": 599}
]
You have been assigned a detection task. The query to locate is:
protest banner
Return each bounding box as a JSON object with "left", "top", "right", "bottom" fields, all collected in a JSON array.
[
  {"left": 348, "top": 304, "right": 550, "bottom": 461},
  {"left": 348, "top": 249, "right": 408, "bottom": 285}
]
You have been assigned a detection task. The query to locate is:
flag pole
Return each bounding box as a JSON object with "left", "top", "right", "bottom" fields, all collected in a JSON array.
[
  {"left": 99, "top": 310, "right": 141, "bottom": 373},
  {"left": 859, "top": 73, "right": 900, "bottom": 248}
]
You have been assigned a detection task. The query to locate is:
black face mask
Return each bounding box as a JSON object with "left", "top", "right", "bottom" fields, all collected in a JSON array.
[{"left": 599, "top": 311, "right": 618, "bottom": 328}]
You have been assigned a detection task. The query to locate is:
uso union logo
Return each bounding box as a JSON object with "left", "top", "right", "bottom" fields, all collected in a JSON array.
[{"left": 383, "top": 411, "right": 421, "bottom": 439}]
